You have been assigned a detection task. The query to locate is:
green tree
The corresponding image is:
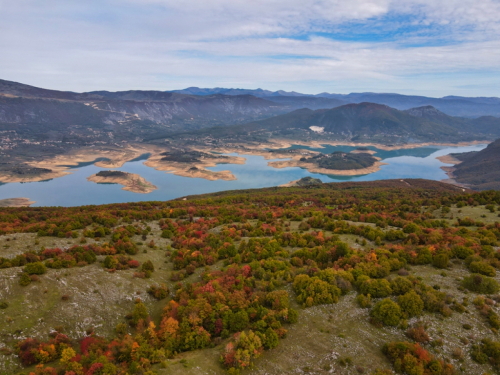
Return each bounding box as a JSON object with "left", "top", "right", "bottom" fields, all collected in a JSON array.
[
  {"left": 24, "top": 262, "right": 46, "bottom": 275},
  {"left": 132, "top": 300, "right": 149, "bottom": 325},
  {"left": 263, "top": 328, "right": 279, "bottom": 350},
  {"left": 398, "top": 291, "right": 424, "bottom": 317},
  {"left": 432, "top": 253, "right": 449, "bottom": 269},
  {"left": 371, "top": 299, "right": 401, "bottom": 326}
]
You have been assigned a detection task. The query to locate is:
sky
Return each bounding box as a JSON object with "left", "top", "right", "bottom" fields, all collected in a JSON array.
[{"left": 1, "top": 0, "right": 500, "bottom": 97}]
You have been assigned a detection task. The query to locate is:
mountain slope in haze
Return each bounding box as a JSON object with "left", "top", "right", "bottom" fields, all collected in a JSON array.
[
  {"left": 183, "top": 102, "right": 497, "bottom": 144},
  {"left": 0, "top": 79, "right": 294, "bottom": 138},
  {"left": 317, "top": 92, "right": 500, "bottom": 118},
  {"left": 450, "top": 138, "right": 500, "bottom": 190},
  {"left": 169, "top": 87, "right": 307, "bottom": 97},
  {"left": 170, "top": 87, "right": 347, "bottom": 110},
  {"left": 172, "top": 87, "right": 500, "bottom": 117},
  {"left": 404, "top": 105, "right": 500, "bottom": 136}
]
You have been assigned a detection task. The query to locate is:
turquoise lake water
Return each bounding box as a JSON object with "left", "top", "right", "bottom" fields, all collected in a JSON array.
[{"left": 0, "top": 144, "right": 486, "bottom": 206}]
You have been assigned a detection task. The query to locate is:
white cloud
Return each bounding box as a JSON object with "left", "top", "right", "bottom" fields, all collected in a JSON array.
[{"left": 0, "top": 0, "right": 499, "bottom": 96}]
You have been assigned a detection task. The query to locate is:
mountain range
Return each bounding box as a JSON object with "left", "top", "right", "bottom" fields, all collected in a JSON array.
[
  {"left": 171, "top": 87, "right": 500, "bottom": 118},
  {"left": 0, "top": 79, "right": 499, "bottom": 146},
  {"left": 168, "top": 102, "right": 500, "bottom": 145}
]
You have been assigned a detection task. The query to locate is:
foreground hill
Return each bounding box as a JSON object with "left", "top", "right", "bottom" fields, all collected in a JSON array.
[
  {"left": 1, "top": 179, "right": 500, "bottom": 374},
  {"left": 449, "top": 138, "right": 500, "bottom": 190}
]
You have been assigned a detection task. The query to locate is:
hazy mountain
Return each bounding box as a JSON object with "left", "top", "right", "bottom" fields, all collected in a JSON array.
[
  {"left": 174, "top": 103, "right": 500, "bottom": 144},
  {"left": 171, "top": 87, "right": 500, "bottom": 117},
  {"left": 451, "top": 138, "right": 500, "bottom": 190},
  {"left": 316, "top": 93, "right": 500, "bottom": 118},
  {"left": 403, "top": 105, "right": 500, "bottom": 136},
  {"left": 240, "top": 102, "right": 462, "bottom": 142},
  {"left": 0, "top": 80, "right": 293, "bottom": 136},
  {"left": 169, "top": 87, "right": 307, "bottom": 97}
]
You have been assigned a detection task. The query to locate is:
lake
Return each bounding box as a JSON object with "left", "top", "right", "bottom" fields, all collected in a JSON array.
[{"left": 0, "top": 144, "right": 486, "bottom": 206}]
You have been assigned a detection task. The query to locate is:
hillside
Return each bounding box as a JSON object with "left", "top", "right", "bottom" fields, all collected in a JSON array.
[
  {"left": 0, "top": 79, "right": 290, "bottom": 134},
  {"left": 169, "top": 102, "right": 500, "bottom": 145},
  {"left": 449, "top": 138, "right": 500, "bottom": 190},
  {"left": 1, "top": 180, "right": 500, "bottom": 375}
]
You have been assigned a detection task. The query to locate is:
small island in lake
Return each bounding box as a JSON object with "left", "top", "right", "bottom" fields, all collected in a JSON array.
[
  {"left": 268, "top": 150, "right": 386, "bottom": 176},
  {"left": 87, "top": 171, "right": 157, "bottom": 194},
  {"left": 300, "top": 151, "right": 378, "bottom": 170}
]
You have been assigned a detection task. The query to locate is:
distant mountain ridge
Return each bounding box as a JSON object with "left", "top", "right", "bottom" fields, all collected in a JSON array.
[{"left": 170, "top": 87, "right": 500, "bottom": 117}]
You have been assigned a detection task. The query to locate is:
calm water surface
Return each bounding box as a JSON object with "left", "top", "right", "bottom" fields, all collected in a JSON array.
[{"left": 0, "top": 144, "right": 486, "bottom": 206}]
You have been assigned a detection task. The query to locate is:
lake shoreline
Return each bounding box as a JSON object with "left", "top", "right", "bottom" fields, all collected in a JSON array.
[
  {"left": 0, "top": 140, "right": 489, "bottom": 185},
  {"left": 0, "top": 197, "right": 36, "bottom": 207}
]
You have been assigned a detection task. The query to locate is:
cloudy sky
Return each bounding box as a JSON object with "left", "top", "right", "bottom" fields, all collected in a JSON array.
[{"left": 1, "top": 0, "right": 500, "bottom": 96}]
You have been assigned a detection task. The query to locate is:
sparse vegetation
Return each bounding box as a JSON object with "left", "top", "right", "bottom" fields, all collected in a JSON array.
[{"left": 0, "top": 180, "right": 499, "bottom": 374}]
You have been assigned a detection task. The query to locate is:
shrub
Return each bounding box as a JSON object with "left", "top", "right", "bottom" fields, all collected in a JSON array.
[
  {"left": 141, "top": 260, "right": 155, "bottom": 272},
  {"left": 356, "top": 294, "right": 372, "bottom": 308},
  {"left": 371, "top": 299, "right": 401, "bottom": 326},
  {"left": 19, "top": 273, "right": 31, "bottom": 286},
  {"left": 262, "top": 327, "right": 279, "bottom": 350},
  {"left": 24, "top": 262, "right": 46, "bottom": 275},
  {"left": 432, "top": 253, "right": 449, "bottom": 269},
  {"left": 468, "top": 261, "right": 496, "bottom": 277},
  {"left": 471, "top": 338, "right": 500, "bottom": 368},
  {"left": 147, "top": 284, "right": 169, "bottom": 300},
  {"left": 220, "top": 331, "right": 263, "bottom": 369},
  {"left": 131, "top": 299, "right": 149, "bottom": 326},
  {"left": 360, "top": 278, "right": 392, "bottom": 298},
  {"left": 406, "top": 326, "right": 430, "bottom": 343},
  {"left": 398, "top": 291, "right": 424, "bottom": 317},
  {"left": 293, "top": 274, "right": 341, "bottom": 307},
  {"left": 266, "top": 290, "right": 289, "bottom": 310},
  {"left": 383, "top": 341, "right": 454, "bottom": 375},
  {"left": 229, "top": 311, "right": 249, "bottom": 332},
  {"left": 462, "top": 274, "right": 500, "bottom": 294},
  {"left": 390, "top": 277, "right": 413, "bottom": 296},
  {"left": 452, "top": 245, "right": 474, "bottom": 259}
]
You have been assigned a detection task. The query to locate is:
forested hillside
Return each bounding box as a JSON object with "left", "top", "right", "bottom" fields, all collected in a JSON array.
[{"left": 0, "top": 180, "right": 500, "bottom": 374}]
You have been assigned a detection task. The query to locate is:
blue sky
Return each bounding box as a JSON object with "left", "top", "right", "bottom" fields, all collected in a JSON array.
[{"left": 1, "top": 0, "right": 500, "bottom": 96}]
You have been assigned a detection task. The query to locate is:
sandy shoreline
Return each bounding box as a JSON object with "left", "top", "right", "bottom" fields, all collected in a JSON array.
[
  {"left": 436, "top": 153, "right": 471, "bottom": 190},
  {"left": 270, "top": 139, "right": 490, "bottom": 151},
  {"left": 0, "top": 198, "right": 36, "bottom": 207},
  {"left": 87, "top": 172, "right": 157, "bottom": 194},
  {"left": 0, "top": 144, "right": 160, "bottom": 183},
  {"left": 0, "top": 140, "right": 490, "bottom": 184},
  {"left": 269, "top": 158, "right": 387, "bottom": 176},
  {"left": 436, "top": 154, "right": 463, "bottom": 165},
  {"left": 144, "top": 152, "right": 245, "bottom": 181}
]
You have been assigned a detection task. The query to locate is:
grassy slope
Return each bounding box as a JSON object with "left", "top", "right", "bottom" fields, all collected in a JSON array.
[{"left": 0, "top": 202, "right": 499, "bottom": 374}]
